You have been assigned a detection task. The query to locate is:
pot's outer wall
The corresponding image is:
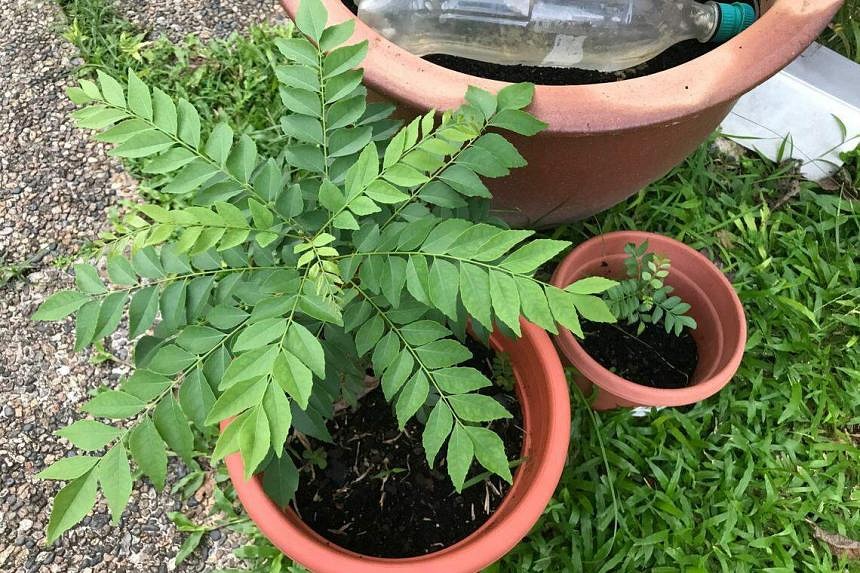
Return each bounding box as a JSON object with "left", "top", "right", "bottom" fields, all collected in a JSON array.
[
  {"left": 223, "top": 321, "right": 571, "bottom": 573},
  {"left": 281, "top": 0, "right": 843, "bottom": 227}
]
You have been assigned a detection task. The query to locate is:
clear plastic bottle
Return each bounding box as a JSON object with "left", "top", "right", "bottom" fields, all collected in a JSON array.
[{"left": 357, "top": 0, "right": 757, "bottom": 72}]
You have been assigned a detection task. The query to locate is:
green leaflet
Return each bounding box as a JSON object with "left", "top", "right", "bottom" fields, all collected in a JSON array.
[
  {"left": 355, "top": 314, "right": 384, "bottom": 356},
  {"left": 122, "top": 370, "right": 172, "bottom": 401},
  {"left": 395, "top": 371, "right": 429, "bottom": 428},
  {"left": 415, "top": 339, "right": 472, "bottom": 369},
  {"left": 37, "top": 456, "right": 100, "bottom": 480},
  {"left": 500, "top": 239, "right": 570, "bottom": 274},
  {"left": 263, "top": 383, "right": 292, "bottom": 457},
  {"left": 106, "top": 255, "right": 137, "bottom": 285},
  {"left": 46, "top": 469, "right": 98, "bottom": 544},
  {"left": 179, "top": 369, "right": 216, "bottom": 429},
  {"left": 285, "top": 323, "right": 326, "bottom": 378},
  {"left": 74, "top": 301, "right": 100, "bottom": 351},
  {"left": 382, "top": 349, "right": 414, "bottom": 401},
  {"left": 446, "top": 424, "right": 473, "bottom": 492},
  {"left": 154, "top": 394, "right": 195, "bottom": 463},
  {"left": 273, "top": 350, "right": 314, "bottom": 410},
  {"left": 399, "top": 320, "right": 451, "bottom": 346},
  {"left": 433, "top": 367, "right": 493, "bottom": 394},
  {"left": 128, "top": 286, "right": 159, "bottom": 338},
  {"left": 459, "top": 262, "right": 492, "bottom": 330},
  {"left": 422, "top": 400, "right": 453, "bottom": 467},
  {"left": 98, "top": 443, "right": 132, "bottom": 523},
  {"left": 83, "top": 390, "right": 145, "bottom": 419},
  {"left": 233, "top": 318, "right": 288, "bottom": 352},
  {"left": 239, "top": 405, "right": 271, "bottom": 479},
  {"left": 33, "top": 291, "right": 90, "bottom": 321},
  {"left": 428, "top": 259, "right": 459, "bottom": 320},
  {"left": 74, "top": 263, "right": 106, "bottom": 294},
  {"left": 206, "top": 376, "right": 269, "bottom": 425},
  {"left": 93, "top": 291, "right": 129, "bottom": 341},
  {"left": 447, "top": 394, "right": 511, "bottom": 422},
  {"left": 149, "top": 344, "right": 196, "bottom": 375},
  {"left": 262, "top": 454, "right": 300, "bottom": 508},
  {"left": 55, "top": 420, "right": 122, "bottom": 451},
  {"left": 466, "top": 426, "right": 513, "bottom": 483},
  {"left": 129, "top": 417, "right": 168, "bottom": 490}
]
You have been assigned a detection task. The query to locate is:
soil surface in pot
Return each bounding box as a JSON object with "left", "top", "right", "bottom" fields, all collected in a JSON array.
[
  {"left": 343, "top": 0, "right": 755, "bottom": 85},
  {"left": 580, "top": 319, "right": 698, "bottom": 388},
  {"left": 291, "top": 341, "right": 524, "bottom": 558}
]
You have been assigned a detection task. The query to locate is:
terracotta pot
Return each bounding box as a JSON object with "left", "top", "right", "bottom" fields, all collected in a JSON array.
[
  {"left": 280, "top": 0, "right": 841, "bottom": 227},
  {"left": 222, "top": 320, "right": 570, "bottom": 573},
  {"left": 551, "top": 231, "right": 746, "bottom": 410}
]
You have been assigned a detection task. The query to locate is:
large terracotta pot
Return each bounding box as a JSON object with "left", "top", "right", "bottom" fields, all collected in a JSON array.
[
  {"left": 551, "top": 231, "right": 746, "bottom": 410},
  {"left": 281, "top": 0, "right": 842, "bottom": 227},
  {"left": 223, "top": 319, "right": 570, "bottom": 573}
]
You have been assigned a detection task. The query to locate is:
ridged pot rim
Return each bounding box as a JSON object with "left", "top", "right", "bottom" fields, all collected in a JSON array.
[
  {"left": 550, "top": 231, "right": 747, "bottom": 407},
  {"left": 222, "top": 320, "right": 570, "bottom": 573},
  {"left": 280, "top": 0, "right": 843, "bottom": 134}
]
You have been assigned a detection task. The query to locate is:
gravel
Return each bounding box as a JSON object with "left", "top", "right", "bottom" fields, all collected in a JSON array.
[
  {"left": 114, "top": 0, "right": 284, "bottom": 43},
  {"left": 0, "top": 0, "right": 134, "bottom": 268},
  {"left": 0, "top": 0, "right": 282, "bottom": 570}
]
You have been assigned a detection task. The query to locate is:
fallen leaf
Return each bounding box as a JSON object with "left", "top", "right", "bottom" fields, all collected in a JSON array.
[
  {"left": 194, "top": 472, "right": 215, "bottom": 504},
  {"left": 333, "top": 375, "right": 379, "bottom": 413},
  {"left": 715, "top": 230, "right": 735, "bottom": 250},
  {"left": 807, "top": 519, "right": 860, "bottom": 559},
  {"left": 817, "top": 177, "right": 840, "bottom": 192}
]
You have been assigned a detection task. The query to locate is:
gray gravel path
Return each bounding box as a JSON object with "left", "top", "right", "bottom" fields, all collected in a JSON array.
[
  {"left": 1, "top": 0, "right": 282, "bottom": 570},
  {"left": 115, "top": 0, "right": 283, "bottom": 42}
]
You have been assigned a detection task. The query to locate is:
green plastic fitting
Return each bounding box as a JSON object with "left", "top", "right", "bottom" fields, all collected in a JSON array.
[{"left": 710, "top": 2, "right": 757, "bottom": 43}]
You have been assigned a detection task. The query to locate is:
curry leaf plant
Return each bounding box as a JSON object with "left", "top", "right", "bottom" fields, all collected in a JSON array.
[
  {"left": 34, "top": 0, "right": 615, "bottom": 544},
  {"left": 604, "top": 241, "right": 697, "bottom": 335}
]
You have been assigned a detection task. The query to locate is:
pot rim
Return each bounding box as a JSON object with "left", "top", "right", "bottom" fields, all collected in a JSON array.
[
  {"left": 222, "top": 319, "right": 570, "bottom": 572},
  {"left": 551, "top": 230, "right": 747, "bottom": 407},
  {"left": 280, "top": 0, "right": 843, "bottom": 134}
]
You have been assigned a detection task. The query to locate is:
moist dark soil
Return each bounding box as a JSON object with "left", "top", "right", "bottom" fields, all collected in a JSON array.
[
  {"left": 291, "top": 341, "right": 524, "bottom": 558},
  {"left": 580, "top": 319, "right": 698, "bottom": 389},
  {"left": 425, "top": 41, "right": 712, "bottom": 85},
  {"left": 343, "top": 0, "right": 756, "bottom": 85}
]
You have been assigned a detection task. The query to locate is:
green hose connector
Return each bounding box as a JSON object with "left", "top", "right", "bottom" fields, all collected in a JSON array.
[{"left": 710, "top": 2, "right": 757, "bottom": 43}]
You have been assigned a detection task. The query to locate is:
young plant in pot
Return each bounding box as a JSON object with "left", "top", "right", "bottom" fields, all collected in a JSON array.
[
  {"left": 551, "top": 231, "right": 747, "bottom": 410},
  {"left": 33, "top": 3, "right": 617, "bottom": 570}
]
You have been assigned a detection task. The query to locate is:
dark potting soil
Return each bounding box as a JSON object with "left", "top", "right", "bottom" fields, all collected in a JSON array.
[
  {"left": 580, "top": 319, "right": 698, "bottom": 389},
  {"left": 291, "top": 340, "right": 524, "bottom": 558},
  {"left": 342, "top": 0, "right": 756, "bottom": 85}
]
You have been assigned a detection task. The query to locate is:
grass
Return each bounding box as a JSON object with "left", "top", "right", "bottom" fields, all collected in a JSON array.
[
  {"left": 49, "top": 1, "right": 860, "bottom": 571},
  {"left": 499, "top": 144, "right": 860, "bottom": 573},
  {"left": 821, "top": 0, "right": 860, "bottom": 62},
  {"left": 58, "top": 0, "right": 287, "bottom": 161}
]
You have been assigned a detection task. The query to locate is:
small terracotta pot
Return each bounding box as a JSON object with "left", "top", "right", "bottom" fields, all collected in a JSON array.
[
  {"left": 222, "top": 320, "right": 570, "bottom": 573},
  {"left": 281, "top": 0, "right": 842, "bottom": 227},
  {"left": 551, "top": 231, "right": 746, "bottom": 410}
]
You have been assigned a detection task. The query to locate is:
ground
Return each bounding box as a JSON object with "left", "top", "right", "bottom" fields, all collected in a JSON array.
[
  {"left": 0, "top": 0, "right": 858, "bottom": 572},
  {"left": 0, "top": 0, "right": 275, "bottom": 571}
]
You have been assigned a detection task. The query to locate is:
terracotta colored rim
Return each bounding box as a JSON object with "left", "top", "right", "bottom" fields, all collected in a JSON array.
[
  {"left": 222, "top": 320, "right": 570, "bottom": 573},
  {"left": 280, "top": 0, "right": 843, "bottom": 133},
  {"left": 551, "top": 231, "right": 747, "bottom": 407}
]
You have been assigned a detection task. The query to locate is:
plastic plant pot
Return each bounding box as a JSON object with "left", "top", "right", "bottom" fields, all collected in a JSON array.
[
  {"left": 280, "top": 0, "right": 843, "bottom": 227},
  {"left": 551, "top": 231, "right": 746, "bottom": 410},
  {"left": 222, "top": 319, "right": 570, "bottom": 573}
]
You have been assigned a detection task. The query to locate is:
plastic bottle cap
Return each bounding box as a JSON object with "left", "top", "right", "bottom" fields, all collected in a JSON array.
[{"left": 710, "top": 2, "right": 757, "bottom": 43}]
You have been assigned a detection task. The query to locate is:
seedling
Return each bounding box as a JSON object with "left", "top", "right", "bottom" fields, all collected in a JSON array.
[{"left": 604, "top": 241, "right": 697, "bottom": 336}]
